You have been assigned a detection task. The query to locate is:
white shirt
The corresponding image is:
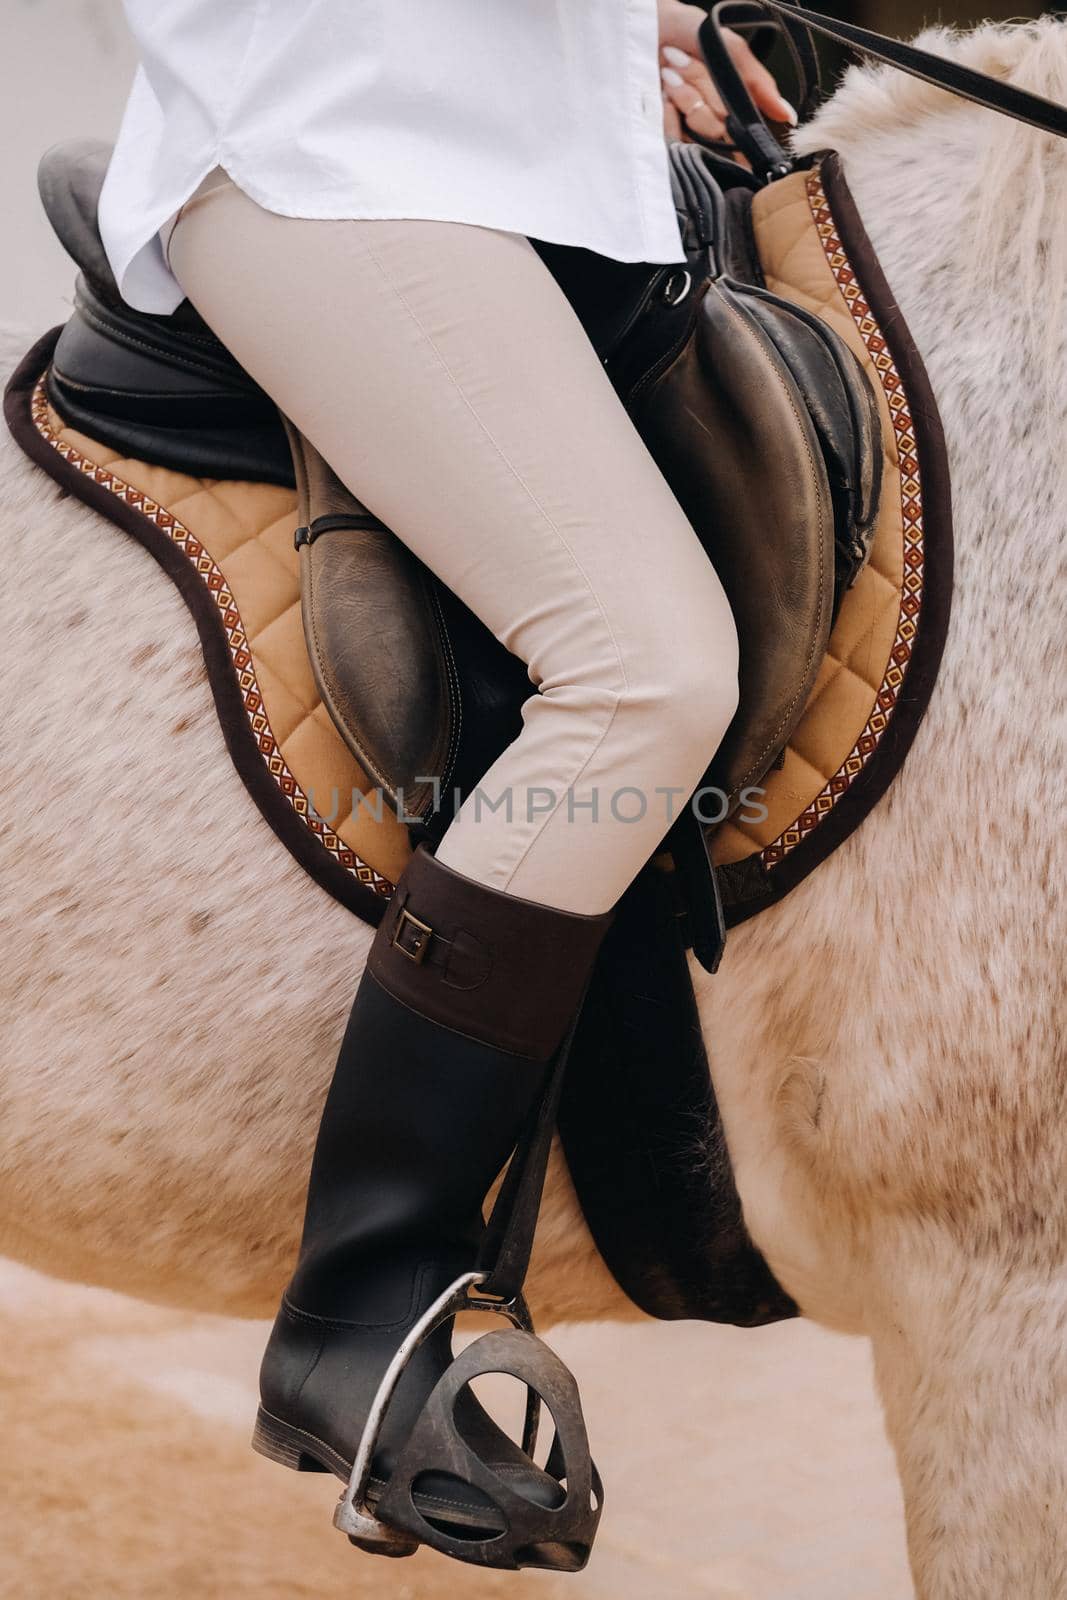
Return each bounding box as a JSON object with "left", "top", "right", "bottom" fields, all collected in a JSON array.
[{"left": 99, "top": 0, "right": 687, "bottom": 315}]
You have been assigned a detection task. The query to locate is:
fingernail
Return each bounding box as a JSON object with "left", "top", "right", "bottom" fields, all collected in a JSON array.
[
  {"left": 779, "top": 98, "right": 799, "bottom": 126},
  {"left": 661, "top": 45, "right": 692, "bottom": 68},
  {"left": 661, "top": 66, "right": 685, "bottom": 88}
]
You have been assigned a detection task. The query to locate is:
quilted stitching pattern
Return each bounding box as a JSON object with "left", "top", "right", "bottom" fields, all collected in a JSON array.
[{"left": 33, "top": 386, "right": 410, "bottom": 892}]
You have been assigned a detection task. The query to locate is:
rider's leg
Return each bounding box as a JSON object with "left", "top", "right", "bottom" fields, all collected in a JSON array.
[
  {"left": 167, "top": 171, "right": 739, "bottom": 916},
  {"left": 167, "top": 172, "right": 738, "bottom": 1554}
]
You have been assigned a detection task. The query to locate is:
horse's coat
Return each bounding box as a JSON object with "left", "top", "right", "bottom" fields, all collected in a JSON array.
[{"left": 2, "top": 20, "right": 1066, "bottom": 1596}]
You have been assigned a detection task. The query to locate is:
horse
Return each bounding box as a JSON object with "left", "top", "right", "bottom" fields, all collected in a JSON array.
[{"left": 2, "top": 18, "right": 1065, "bottom": 1596}]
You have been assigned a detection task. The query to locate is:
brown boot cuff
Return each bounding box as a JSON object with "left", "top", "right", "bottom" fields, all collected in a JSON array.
[{"left": 367, "top": 845, "right": 614, "bottom": 1059}]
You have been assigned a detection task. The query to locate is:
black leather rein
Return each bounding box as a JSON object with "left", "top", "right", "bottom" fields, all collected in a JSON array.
[{"left": 700, "top": 0, "right": 1067, "bottom": 184}]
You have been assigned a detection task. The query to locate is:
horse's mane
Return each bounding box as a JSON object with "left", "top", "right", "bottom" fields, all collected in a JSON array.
[{"left": 793, "top": 17, "right": 1067, "bottom": 397}]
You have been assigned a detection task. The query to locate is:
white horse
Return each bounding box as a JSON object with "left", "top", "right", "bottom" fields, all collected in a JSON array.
[{"left": 2, "top": 19, "right": 1066, "bottom": 1597}]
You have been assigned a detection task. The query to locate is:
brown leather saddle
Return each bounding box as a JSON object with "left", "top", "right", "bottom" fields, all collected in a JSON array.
[
  {"left": 290, "top": 136, "right": 883, "bottom": 837},
  {"left": 37, "top": 129, "right": 881, "bottom": 970}
]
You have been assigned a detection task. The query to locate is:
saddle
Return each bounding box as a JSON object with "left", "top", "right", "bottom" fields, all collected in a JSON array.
[
  {"left": 13, "top": 2, "right": 1060, "bottom": 1333},
  {"left": 39, "top": 132, "right": 881, "bottom": 958}
]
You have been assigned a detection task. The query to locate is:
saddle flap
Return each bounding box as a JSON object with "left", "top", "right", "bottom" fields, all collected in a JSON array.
[
  {"left": 626, "top": 270, "right": 836, "bottom": 800},
  {"left": 603, "top": 142, "right": 884, "bottom": 804},
  {"left": 288, "top": 426, "right": 454, "bottom": 819},
  {"left": 557, "top": 859, "right": 796, "bottom": 1327},
  {"left": 669, "top": 140, "right": 882, "bottom": 600},
  {"left": 742, "top": 287, "right": 883, "bottom": 602},
  {"left": 288, "top": 425, "right": 532, "bottom": 827}
]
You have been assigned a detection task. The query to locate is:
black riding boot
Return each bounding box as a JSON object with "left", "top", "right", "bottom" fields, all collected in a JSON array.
[{"left": 254, "top": 843, "right": 612, "bottom": 1562}]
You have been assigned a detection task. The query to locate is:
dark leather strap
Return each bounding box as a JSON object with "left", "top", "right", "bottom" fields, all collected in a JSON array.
[
  {"left": 665, "top": 806, "right": 727, "bottom": 975},
  {"left": 700, "top": 0, "right": 1067, "bottom": 182},
  {"left": 721, "top": 1, "right": 823, "bottom": 122},
  {"left": 768, "top": 6, "right": 822, "bottom": 121},
  {"left": 293, "top": 510, "right": 383, "bottom": 549},
  {"left": 475, "top": 813, "right": 726, "bottom": 1300},
  {"left": 701, "top": 4, "right": 797, "bottom": 178},
  {"left": 476, "top": 982, "right": 589, "bottom": 1301},
  {"left": 760, "top": 0, "right": 1067, "bottom": 138}
]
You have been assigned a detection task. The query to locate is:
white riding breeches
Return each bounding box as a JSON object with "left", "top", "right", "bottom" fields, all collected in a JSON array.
[{"left": 167, "top": 169, "right": 739, "bottom": 915}]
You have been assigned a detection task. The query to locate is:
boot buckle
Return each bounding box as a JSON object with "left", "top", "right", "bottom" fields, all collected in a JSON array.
[{"left": 392, "top": 908, "right": 434, "bottom": 963}]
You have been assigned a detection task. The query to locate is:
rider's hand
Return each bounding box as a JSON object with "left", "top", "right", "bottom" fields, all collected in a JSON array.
[{"left": 656, "top": 0, "right": 797, "bottom": 148}]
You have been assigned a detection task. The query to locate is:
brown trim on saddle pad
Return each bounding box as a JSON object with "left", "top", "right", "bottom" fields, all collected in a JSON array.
[
  {"left": 4, "top": 328, "right": 391, "bottom": 931},
  {"left": 716, "top": 154, "right": 954, "bottom": 924}
]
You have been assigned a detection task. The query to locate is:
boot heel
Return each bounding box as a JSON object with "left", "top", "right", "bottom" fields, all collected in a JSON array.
[{"left": 252, "top": 1407, "right": 330, "bottom": 1473}]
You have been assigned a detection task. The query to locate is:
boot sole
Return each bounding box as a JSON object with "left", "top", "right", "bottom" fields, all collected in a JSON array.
[{"left": 251, "top": 1404, "right": 509, "bottom": 1538}]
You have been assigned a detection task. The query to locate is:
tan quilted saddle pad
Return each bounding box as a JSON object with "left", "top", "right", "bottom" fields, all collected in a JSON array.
[{"left": 15, "top": 156, "right": 951, "bottom": 930}]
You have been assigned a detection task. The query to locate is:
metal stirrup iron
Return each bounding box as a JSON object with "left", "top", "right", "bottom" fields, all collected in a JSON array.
[{"left": 333, "top": 1000, "right": 604, "bottom": 1572}]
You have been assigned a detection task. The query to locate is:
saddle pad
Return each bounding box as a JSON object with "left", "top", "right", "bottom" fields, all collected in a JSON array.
[
  {"left": 714, "top": 155, "right": 952, "bottom": 918},
  {"left": 6, "top": 152, "right": 950, "bottom": 936},
  {"left": 7, "top": 336, "right": 404, "bottom": 929}
]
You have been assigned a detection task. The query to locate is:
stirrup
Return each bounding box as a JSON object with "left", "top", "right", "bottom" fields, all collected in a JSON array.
[{"left": 333, "top": 1270, "right": 603, "bottom": 1572}]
